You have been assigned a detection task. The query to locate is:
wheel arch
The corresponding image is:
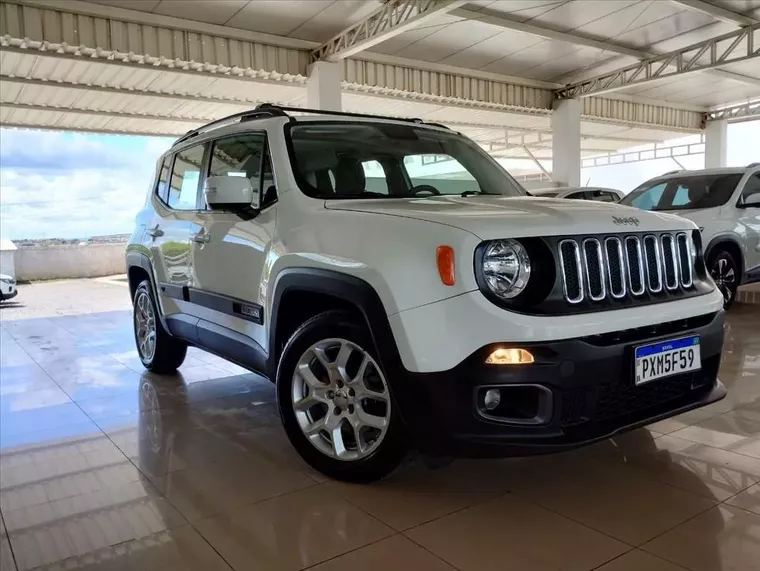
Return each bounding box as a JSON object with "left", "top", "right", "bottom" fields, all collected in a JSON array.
[
  {"left": 704, "top": 235, "right": 745, "bottom": 280},
  {"left": 267, "top": 268, "right": 404, "bottom": 380}
]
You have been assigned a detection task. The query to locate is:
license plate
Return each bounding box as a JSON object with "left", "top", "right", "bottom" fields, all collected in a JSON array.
[{"left": 634, "top": 335, "right": 701, "bottom": 385}]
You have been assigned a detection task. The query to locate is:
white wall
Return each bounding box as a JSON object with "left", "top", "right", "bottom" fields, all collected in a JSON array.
[
  {"left": 15, "top": 244, "right": 126, "bottom": 282},
  {"left": 0, "top": 251, "right": 15, "bottom": 278}
]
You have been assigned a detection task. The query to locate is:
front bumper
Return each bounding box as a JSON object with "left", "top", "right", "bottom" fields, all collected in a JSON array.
[
  {"left": 392, "top": 310, "right": 726, "bottom": 457},
  {"left": 0, "top": 287, "right": 17, "bottom": 301}
]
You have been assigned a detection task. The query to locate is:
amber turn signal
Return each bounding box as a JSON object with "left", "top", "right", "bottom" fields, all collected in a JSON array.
[
  {"left": 485, "top": 348, "right": 534, "bottom": 365},
  {"left": 436, "top": 246, "right": 455, "bottom": 286}
]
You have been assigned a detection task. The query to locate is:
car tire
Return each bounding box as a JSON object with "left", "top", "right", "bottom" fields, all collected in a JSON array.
[
  {"left": 133, "top": 280, "right": 187, "bottom": 373},
  {"left": 276, "top": 310, "right": 407, "bottom": 483},
  {"left": 707, "top": 249, "right": 739, "bottom": 309}
]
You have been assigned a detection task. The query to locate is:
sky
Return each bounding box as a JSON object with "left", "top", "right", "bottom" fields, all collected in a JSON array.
[{"left": 0, "top": 121, "right": 758, "bottom": 240}]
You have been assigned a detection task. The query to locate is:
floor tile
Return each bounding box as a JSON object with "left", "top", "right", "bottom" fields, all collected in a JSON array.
[
  {"left": 5, "top": 480, "right": 186, "bottom": 570},
  {"left": 327, "top": 459, "right": 510, "bottom": 530},
  {"left": 509, "top": 457, "right": 717, "bottom": 545},
  {"left": 596, "top": 549, "right": 689, "bottom": 571},
  {"left": 670, "top": 414, "right": 760, "bottom": 459},
  {"left": 405, "top": 493, "right": 628, "bottom": 571},
  {"left": 150, "top": 455, "right": 315, "bottom": 521},
  {"left": 726, "top": 483, "right": 760, "bottom": 516},
  {"left": 594, "top": 433, "right": 760, "bottom": 501},
  {"left": 195, "top": 486, "right": 393, "bottom": 571},
  {"left": 308, "top": 534, "right": 456, "bottom": 571},
  {"left": 0, "top": 536, "right": 16, "bottom": 571},
  {"left": 644, "top": 504, "right": 760, "bottom": 571},
  {"left": 16, "top": 526, "right": 232, "bottom": 571}
]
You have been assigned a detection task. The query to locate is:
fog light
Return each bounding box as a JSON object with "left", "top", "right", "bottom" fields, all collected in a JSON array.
[
  {"left": 484, "top": 389, "right": 501, "bottom": 410},
  {"left": 485, "top": 348, "right": 534, "bottom": 365}
]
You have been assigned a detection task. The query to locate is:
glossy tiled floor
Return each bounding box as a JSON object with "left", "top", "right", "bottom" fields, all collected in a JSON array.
[{"left": 1, "top": 279, "right": 760, "bottom": 571}]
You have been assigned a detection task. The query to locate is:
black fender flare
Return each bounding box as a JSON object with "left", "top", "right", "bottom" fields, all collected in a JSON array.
[
  {"left": 267, "top": 268, "right": 404, "bottom": 381},
  {"left": 125, "top": 251, "right": 170, "bottom": 329}
]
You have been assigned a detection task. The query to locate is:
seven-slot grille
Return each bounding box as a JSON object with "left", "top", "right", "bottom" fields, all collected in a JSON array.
[{"left": 558, "top": 233, "right": 693, "bottom": 304}]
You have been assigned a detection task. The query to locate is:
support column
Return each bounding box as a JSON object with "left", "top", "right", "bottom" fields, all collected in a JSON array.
[
  {"left": 551, "top": 99, "right": 581, "bottom": 187},
  {"left": 705, "top": 119, "right": 728, "bottom": 168},
  {"left": 306, "top": 61, "right": 342, "bottom": 111}
]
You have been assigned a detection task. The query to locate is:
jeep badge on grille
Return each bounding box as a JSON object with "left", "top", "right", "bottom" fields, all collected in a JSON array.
[{"left": 612, "top": 216, "right": 640, "bottom": 226}]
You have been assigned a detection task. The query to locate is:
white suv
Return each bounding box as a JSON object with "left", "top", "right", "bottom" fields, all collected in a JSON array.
[
  {"left": 126, "top": 105, "right": 726, "bottom": 482},
  {"left": 620, "top": 165, "right": 760, "bottom": 307}
]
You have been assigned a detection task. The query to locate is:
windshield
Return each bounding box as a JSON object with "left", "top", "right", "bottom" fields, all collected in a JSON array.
[
  {"left": 286, "top": 121, "right": 527, "bottom": 199},
  {"left": 620, "top": 173, "right": 742, "bottom": 211}
]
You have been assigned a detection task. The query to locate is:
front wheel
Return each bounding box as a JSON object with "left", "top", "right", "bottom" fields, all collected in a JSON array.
[
  {"left": 708, "top": 250, "right": 739, "bottom": 309},
  {"left": 133, "top": 280, "right": 187, "bottom": 373},
  {"left": 276, "top": 311, "right": 407, "bottom": 483}
]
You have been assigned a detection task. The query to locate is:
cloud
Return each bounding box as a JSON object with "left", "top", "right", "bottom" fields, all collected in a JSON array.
[{"left": 0, "top": 129, "right": 174, "bottom": 239}]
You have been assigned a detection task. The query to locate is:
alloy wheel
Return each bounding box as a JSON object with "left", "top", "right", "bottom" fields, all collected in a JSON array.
[
  {"left": 711, "top": 256, "right": 736, "bottom": 305},
  {"left": 291, "top": 338, "right": 390, "bottom": 461},
  {"left": 134, "top": 291, "right": 157, "bottom": 361}
]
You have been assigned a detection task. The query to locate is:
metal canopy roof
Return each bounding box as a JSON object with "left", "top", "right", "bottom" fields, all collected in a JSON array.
[{"left": 0, "top": 0, "right": 758, "bottom": 169}]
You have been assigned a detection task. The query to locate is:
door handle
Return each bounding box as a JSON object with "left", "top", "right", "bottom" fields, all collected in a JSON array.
[
  {"left": 146, "top": 224, "right": 164, "bottom": 238},
  {"left": 192, "top": 231, "right": 211, "bottom": 244}
]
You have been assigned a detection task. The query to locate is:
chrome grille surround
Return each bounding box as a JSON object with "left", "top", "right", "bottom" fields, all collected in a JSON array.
[
  {"left": 624, "top": 236, "right": 646, "bottom": 296},
  {"left": 676, "top": 232, "right": 694, "bottom": 287},
  {"left": 603, "top": 237, "right": 626, "bottom": 299},
  {"left": 661, "top": 234, "right": 679, "bottom": 290},
  {"left": 582, "top": 239, "right": 606, "bottom": 301},
  {"left": 643, "top": 235, "right": 663, "bottom": 293},
  {"left": 559, "top": 232, "right": 695, "bottom": 304},
  {"left": 558, "top": 239, "right": 585, "bottom": 304}
]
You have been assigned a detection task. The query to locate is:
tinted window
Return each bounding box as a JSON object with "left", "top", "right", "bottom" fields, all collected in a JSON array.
[
  {"left": 168, "top": 145, "right": 205, "bottom": 210},
  {"left": 287, "top": 122, "right": 526, "bottom": 199},
  {"left": 362, "top": 160, "right": 389, "bottom": 194},
  {"left": 155, "top": 156, "right": 171, "bottom": 202},
  {"left": 740, "top": 173, "right": 760, "bottom": 203},
  {"left": 403, "top": 154, "right": 480, "bottom": 195},
  {"left": 566, "top": 192, "right": 587, "bottom": 200},
  {"left": 621, "top": 173, "right": 742, "bottom": 211},
  {"left": 588, "top": 190, "right": 618, "bottom": 202},
  {"left": 208, "top": 133, "right": 276, "bottom": 208}
]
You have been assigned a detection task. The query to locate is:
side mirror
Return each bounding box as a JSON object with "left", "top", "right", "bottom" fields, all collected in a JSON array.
[
  {"left": 204, "top": 176, "right": 260, "bottom": 212},
  {"left": 740, "top": 192, "right": 760, "bottom": 208}
]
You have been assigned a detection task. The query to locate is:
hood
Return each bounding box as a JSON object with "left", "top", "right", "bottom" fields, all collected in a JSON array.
[{"left": 324, "top": 196, "right": 695, "bottom": 239}]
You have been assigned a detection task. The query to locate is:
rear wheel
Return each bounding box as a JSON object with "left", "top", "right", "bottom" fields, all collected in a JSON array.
[
  {"left": 708, "top": 249, "right": 739, "bottom": 309},
  {"left": 133, "top": 280, "right": 187, "bottom": 373},
  {"left": 276, "top": 311, "right": 407, "bottom": 482}
]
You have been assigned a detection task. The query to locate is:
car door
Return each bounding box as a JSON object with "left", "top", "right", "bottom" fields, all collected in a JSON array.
[
  {"left": 149, "top": 143, "right": 207, "bottom": 321},
  {"left": 737, "top": 172, "right": 760, "bottom": 281},
  {"left": 190, "top": 131, "right": 277, "bottom": 360}
]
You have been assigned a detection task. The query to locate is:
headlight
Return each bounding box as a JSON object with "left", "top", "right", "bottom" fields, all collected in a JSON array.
[
  {"left": 0, "top": 278, "right": 13, "bottom": 285},
  {"left": 482, "top": 239, "right": 531, "bottom": 299}
]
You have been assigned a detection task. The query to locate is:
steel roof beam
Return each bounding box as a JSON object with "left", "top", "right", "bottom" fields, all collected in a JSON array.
[
  {"left": 668, "top": 0, "right": 758, "bottom": 27},
  {"left": 555, "top": 24, "right": 760, "bottom": 98},
  {"left": 454, "top": 5, "right": 760, "bottom": 89},
  {"left": 451, "top": 7, "right": 646, "bottom": 58},
  {"left": 311, "top": 0, "right": 466, "bottom": 63},
  {"left": 706, "top": 100, "right": 760, "bottom": 122}
]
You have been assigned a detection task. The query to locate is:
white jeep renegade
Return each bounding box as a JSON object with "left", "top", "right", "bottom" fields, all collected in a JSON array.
[
  {"left": 620, "top": 165, "right": 760, "bottom": 307},
  {"left": 126, "top": 105, "right": 726, "bottom": 482}
]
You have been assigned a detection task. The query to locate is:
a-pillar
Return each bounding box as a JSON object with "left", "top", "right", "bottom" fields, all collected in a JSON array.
[
  {"left": 551, "top": 99, "right": 581, "bottom": 187},
  {"left": 306, "top": 61, "right": 341, "bottom": 111},
  {"left": 705, "top": 119, "right": 728, "bottom": 168}
]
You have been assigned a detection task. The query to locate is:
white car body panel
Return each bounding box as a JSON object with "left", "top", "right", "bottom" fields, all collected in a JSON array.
[
  {"left": 391, "top": 288, "right": 724, "bottom": 372},
  {"left": 625, "top": 166, "right": 760, "bottom": 283},
  {"left": 129, "top": 114, "right": 721, "bottom": 374}
]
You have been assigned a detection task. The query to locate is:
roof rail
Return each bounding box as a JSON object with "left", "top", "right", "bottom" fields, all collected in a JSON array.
[
  {"left": 173, "top": 107, "right": 289, "bottom": 146},
  {"left": 255, "top": 103, "right": 425, "bottom": 124},
  {"left": 662, "top": 170, "right": 682, "bottom": 176},
  {"left": 748, "top": 162, "right": 760, "bottom": 168}
]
